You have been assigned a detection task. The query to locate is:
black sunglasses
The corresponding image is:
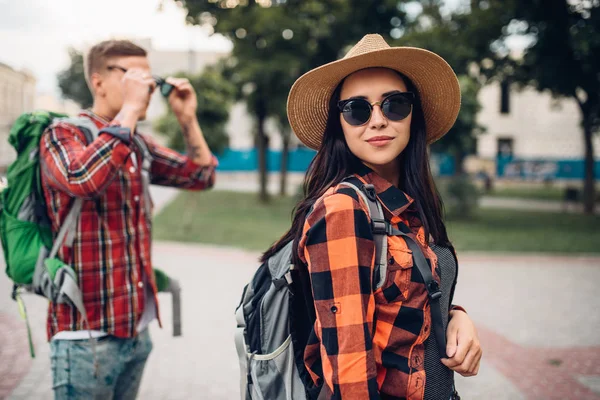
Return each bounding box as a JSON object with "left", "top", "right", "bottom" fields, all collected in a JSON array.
[
  {"left": 337, "top": 92, "right": 415, "bottom": 126},
  {"left": 106, "top": 65, "right": 175, "bottom": 98}
]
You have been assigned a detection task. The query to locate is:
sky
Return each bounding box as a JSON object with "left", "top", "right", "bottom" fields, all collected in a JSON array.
[{"left": 0, "top": 0, "right": 231, "bottom": 94}]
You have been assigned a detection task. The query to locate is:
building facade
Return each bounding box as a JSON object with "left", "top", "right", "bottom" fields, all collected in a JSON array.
[
  {"left": 475, "top": 81, "right": 600, "bottom": 180},
  {"left": 0, "top": 62, "right": 36, "bottom": 170}
]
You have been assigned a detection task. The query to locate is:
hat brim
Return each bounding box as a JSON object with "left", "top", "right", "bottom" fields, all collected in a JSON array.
[{"left": 287, "top": 47, "right": 461, "bottom": 150}]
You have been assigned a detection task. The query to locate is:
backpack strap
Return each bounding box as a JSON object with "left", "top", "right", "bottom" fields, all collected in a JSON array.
[
  {"left": 339, "top": 178, "right": 388, "bottom": 290},
  {"left": 340, "top": 177, "right": 447, "bottom": 358},
  {"left": 235, "top": 283, "right": 253, "bottom": 400},
  {"left": 387, "top": 225, "right": 447, "bottom": 358},
  {"left": 54, "top": 116, "right": 100, "bottom": 144},
  {"left": 131, "top": 135, "right": 154, "bottom": 221}
]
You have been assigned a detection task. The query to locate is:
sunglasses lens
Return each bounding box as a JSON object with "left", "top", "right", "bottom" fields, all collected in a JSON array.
[
  {"left": 342, "top": 101, "right": 371, "bottom": 126},
  {"left": 161, "top": 82, "right": 174, "bottom": 97},
  {"left": 382, "top": 94, "right": 412, "bottom": 121}
]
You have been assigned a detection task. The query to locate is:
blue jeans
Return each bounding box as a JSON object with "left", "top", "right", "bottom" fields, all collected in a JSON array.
[{"left": 50, "top": 330, "right": 153, "bottom": 400}]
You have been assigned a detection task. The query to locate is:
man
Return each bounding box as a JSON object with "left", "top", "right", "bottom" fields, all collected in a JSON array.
[{"left": 40, "top": 40, "right": 217, "bottom": 399}]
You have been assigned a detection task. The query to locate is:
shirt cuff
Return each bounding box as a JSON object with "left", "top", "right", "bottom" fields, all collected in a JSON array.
[
  {"left": 99, "top": 126, "right": 132, "bottom": 144},
  {"left": 450, "top": 305, "right": 467, "bottom": 314}
]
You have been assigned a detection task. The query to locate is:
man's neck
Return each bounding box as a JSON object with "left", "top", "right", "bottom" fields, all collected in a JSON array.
[{"left": 91, "top": 104, "right": 116, "bottom": 122}]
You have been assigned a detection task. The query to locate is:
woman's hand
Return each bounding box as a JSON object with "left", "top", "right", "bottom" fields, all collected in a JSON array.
[{"left": 441, "top": 310, "right": 482, "bottom": 377}]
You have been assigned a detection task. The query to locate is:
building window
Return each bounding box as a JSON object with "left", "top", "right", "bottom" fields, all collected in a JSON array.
[{"left": 500, "top": 80, "right": 510, "bottom": 114}]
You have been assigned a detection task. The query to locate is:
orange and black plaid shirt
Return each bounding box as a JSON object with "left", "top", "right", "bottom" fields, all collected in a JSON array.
[{"left": 298, "top": 164, "right": 459, "bottom": 400}]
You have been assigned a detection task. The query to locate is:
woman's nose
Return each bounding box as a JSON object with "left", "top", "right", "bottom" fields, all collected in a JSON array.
[{"left": 369, "top": 105, "right": 388, "bottom": 129}]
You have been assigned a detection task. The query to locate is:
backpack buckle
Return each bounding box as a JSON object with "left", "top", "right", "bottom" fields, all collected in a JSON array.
[
  {"left": 362, "top": 184, "right": 377, "bottom": 202},
  {"left": 371, "top": 218, "right": 387, "bottom": 235},
  {"left": 427, "top": 280, "right": 442, "bottom": 300},
  {"left": 272, "top": 271, "right": 293, "bottom": 289}
]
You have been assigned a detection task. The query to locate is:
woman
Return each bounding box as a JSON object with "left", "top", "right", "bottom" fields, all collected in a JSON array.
[{"left": 263, "top": 34, "right": 482, "bottom": 400}]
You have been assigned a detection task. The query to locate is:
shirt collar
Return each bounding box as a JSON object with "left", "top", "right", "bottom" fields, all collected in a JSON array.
[
  {"left": 79, "top": 109, "right": 111, "bottom": 128},
  {"left": 353, "top": 162, "right": 414, "bottom": 218}
]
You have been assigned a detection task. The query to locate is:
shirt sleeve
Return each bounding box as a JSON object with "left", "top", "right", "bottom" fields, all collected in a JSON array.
[
  {"left": 299, "top": 191, "right": 380, "bottom": 399},
  {"left": 40, "top": 122, "right": 132, "bottom": 198},
  {"left": 138, "top": 134, "right": 218, "bottom": 190}
]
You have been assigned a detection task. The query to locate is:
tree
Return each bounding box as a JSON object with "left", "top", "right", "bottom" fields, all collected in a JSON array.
[
  {"left": 485, "top": 0, "right": 599, "bottom": 214},
  {"left": 177, "top": 0, "right": 411, "bottom": 202},
  {"left": 398, "top": 1, "right": 497, "bottom": 175},
  {"left": 154, "top": 64, "right": 235, "bottom": 155},
  {"left": 57, "top": 48, "right": 93, "bottom": 108}
]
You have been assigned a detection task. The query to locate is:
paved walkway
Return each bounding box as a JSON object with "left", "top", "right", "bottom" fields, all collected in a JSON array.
[
  {"left": 2, "top": 243, "right": 599, "bottom": 399},
  {"left": 2, "top": 185, "right": 599, "bottom": 399}
]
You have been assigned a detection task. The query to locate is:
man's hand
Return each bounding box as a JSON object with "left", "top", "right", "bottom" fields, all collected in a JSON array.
[
  {"left": 121, "top": 69, "right": 155, "bottom": 118},
  {"left": 441, "top": 310, "right": 482, "bottom": 377},
  {"left": 166, "top": 78, "right": 198, "bottom": 124}
]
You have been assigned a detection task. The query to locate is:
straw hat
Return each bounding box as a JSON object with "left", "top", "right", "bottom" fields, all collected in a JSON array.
[{"left": 287, "top": 34, "right": 461, "bottom": 150}]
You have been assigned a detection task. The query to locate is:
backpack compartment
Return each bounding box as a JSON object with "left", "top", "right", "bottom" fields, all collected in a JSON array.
[
  {"left": 1, "top": 208, "right": 51, "bottom": 284},
  {"left": 236, "top": 242, "right": 307, "bottom": 400},
  {"left": 248, "top": 334, "right": 302, "bottom": 400}
]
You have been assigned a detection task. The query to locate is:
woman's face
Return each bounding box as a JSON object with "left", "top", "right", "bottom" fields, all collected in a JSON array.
[{"left": 339, "top": 68, "right": 412, "bottom": 172}]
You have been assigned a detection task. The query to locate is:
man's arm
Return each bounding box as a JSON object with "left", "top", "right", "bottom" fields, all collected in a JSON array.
[
  {"left": 40, "top": 123, "right": 132, "bottom": 198},
  {"left": 140, "top": 77, "right": 217, "bottom": 190},
  {"left": 141, "top": 132, "right": 217, "bottom": 190},
  {"left": 180, "top": 116, "right": 213, "bottom": 167},
  {"left": 41, "top": 67, "right": 159, "bottom": 198}
]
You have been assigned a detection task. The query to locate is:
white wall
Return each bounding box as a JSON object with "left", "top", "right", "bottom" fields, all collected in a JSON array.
[{"left": 476, "top": 81, "right": 600, "bottom": 160}]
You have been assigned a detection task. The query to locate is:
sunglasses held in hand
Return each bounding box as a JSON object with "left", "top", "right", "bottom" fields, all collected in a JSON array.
[
  {"left": 107, "top": 65, "right": 175, "bottom": 98},
  {"left": 337, "top": 92, "right": 415, "bottom": 126}
]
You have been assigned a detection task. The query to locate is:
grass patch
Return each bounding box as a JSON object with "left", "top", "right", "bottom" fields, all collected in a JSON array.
[
  {"left": 154, "top": 190, "right": 296, "bottom": 251},
  {"left": 154, "top": 190, "right": 600, "bottom": 253},
  {"left": 446, "top": 209, "right": 600, "bottom": 253}
]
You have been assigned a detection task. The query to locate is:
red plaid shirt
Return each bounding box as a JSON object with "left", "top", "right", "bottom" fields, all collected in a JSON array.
[
  {"left": 298, "top": 164, "right": 463, "bottom": 400},
  {"left": 40, "top": 111, "right": 217, "bottom": 340}
]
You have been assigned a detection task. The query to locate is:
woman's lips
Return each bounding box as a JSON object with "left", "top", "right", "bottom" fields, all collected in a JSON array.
[{"left": 366, "top": 136, "right": 394, "bottom": 147}]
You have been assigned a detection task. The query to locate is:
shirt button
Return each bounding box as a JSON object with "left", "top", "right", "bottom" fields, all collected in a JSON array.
[
  {"left": 389, "top": 256, "right": 395, "bottom": 265},
  {"left": 134, "top": 196, "right": 140, "bottom": 202},
  {"left": 330, "top": 306, "right": 338, "bottom": 313},
  {"left": 130, "top": 166, "right": 136, "bottom": 173},
  {"left": 138, "top": 281, "right": 144, "bottom": 289}
]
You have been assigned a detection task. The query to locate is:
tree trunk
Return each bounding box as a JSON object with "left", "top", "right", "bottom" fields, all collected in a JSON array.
[
  {"left": 256, "top": 103, "right": 269, "bottom": 203},
  {"left": 454, "top": 149, "right": 466, "bottom": 176},
  {"left": 280, "top": 131, "right": 290, "bottom": 197},
  {"left": 582, "top": 120, "right": 595, "bottom": 214}
]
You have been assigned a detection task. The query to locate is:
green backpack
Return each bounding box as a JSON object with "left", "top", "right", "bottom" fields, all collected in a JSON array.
[{"left": 0, "top": 111, "right": 181, "bottom": 359}]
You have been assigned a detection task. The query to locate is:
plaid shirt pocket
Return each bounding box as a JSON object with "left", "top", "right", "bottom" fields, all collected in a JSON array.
[{"left": 375, "top": 239, "right": 414, "bottom": 304}]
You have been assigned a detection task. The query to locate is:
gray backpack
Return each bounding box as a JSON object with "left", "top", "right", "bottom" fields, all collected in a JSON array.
[{"left": 234, "top": 178, "right": 446, "bottom": 400}]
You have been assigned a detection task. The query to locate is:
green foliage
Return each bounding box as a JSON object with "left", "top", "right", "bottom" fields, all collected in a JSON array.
[
  {"left": 178, "top": 0, "right": 485, "bottom": 171},
  {"left": 439, "top": 176, "right": 481, "bottom": 220},
  {"left": 470, "top": 0, "right": 600, "bottom": 212},
  {"left": 431, "top": 76, "right": 485, "bottom": 171},
  {"left": 154, "top": 65, "right": 235, "bottom": 155},
  {"left": 57, "top": 48, "right": 93, "bottom": 108}
]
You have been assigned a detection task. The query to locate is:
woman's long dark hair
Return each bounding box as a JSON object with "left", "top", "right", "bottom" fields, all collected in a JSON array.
[{"left": 261, "top": 71, "right": 451, "bottom": 266}]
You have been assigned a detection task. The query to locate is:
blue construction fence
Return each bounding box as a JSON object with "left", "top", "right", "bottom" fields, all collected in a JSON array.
[
  {"left": 216, "top": 148, "right": 457, "bottom": 176},
  {"left": 497, "top": 156, "right": 600, "bottom": 180}
]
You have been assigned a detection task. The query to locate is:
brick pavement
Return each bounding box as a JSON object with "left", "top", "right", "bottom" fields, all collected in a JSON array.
[
  {"left": 477, "top": 325, "right": 600, "bottom": 399},
  {"left": 0, "top": 312, "right": 31, "bottom": 399}
]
